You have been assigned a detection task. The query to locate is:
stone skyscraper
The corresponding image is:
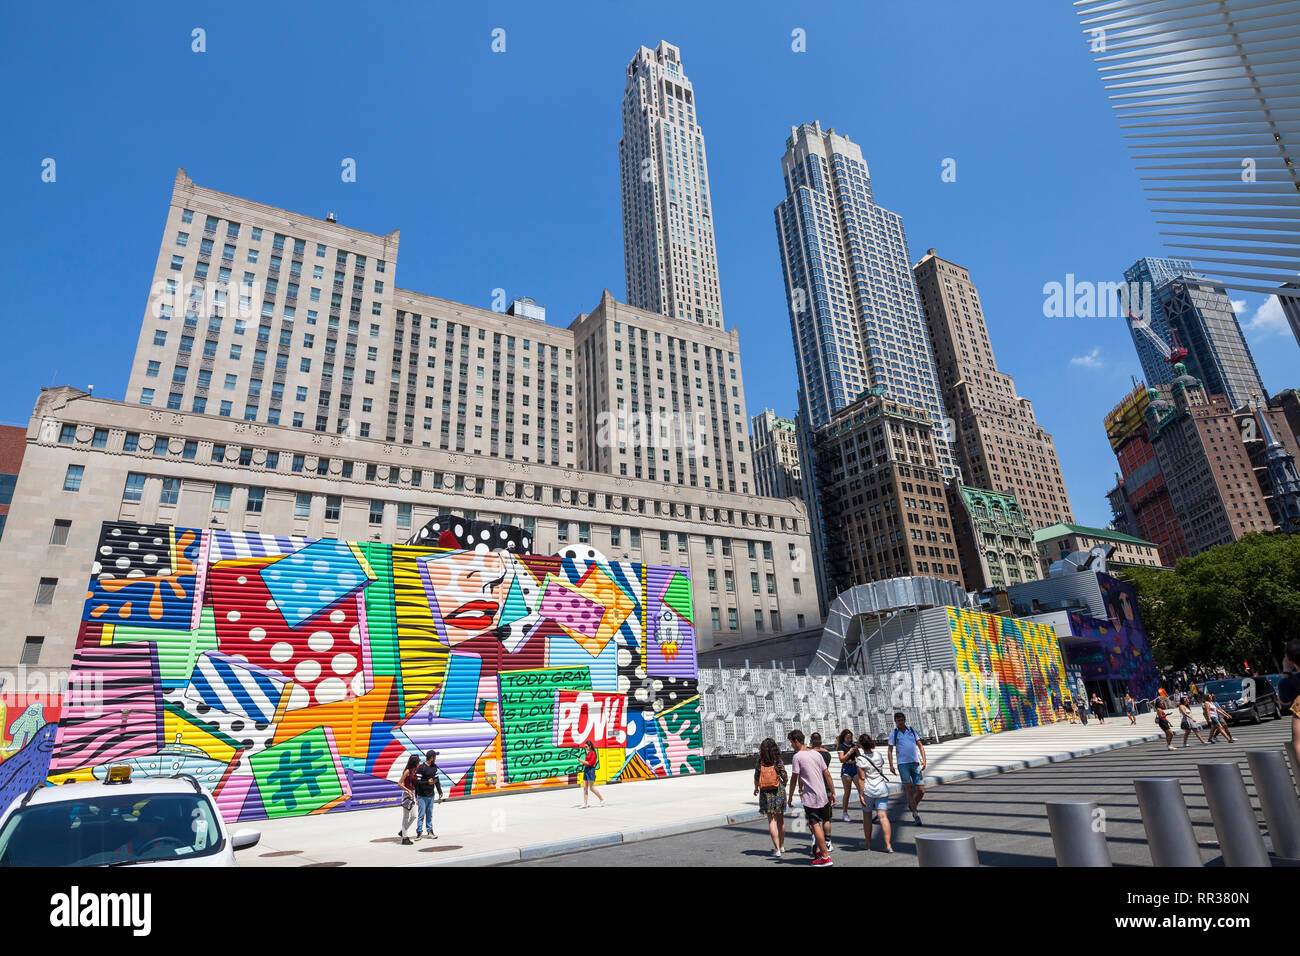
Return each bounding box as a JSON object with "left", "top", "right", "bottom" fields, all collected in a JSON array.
[
  {"left": 913, "top": 250, "right": 1073, "bottom": 532},
  {"left": 619, "top": 42, "right": 724, "bottom": 329}
]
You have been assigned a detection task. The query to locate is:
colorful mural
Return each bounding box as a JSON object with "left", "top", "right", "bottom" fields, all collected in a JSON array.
[
  {"left": 0, "top": 694, "right": 61, "bottom": 813},
  {"left": 1064, "top": 573, "right": 1159, "bottom": 701},
  {"left": 946, "top": 608, "right": 1073, "bottom": 735},
  {"left": 34, "top": 521, "right": 701, "bottom": 821}
]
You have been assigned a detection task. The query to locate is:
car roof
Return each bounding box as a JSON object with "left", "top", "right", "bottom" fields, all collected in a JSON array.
[{"left": 17, "top": 777, "right": 206, "bottom": 809}]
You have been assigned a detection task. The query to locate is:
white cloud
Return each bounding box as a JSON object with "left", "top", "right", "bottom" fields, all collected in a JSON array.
[
  {"left": 1230, "top": 299, "right": 1248, "bottom": 314},
  {"left": 1070, "top": 347, "right": 1104, "bottom": 369},
  {"left": 1241, "top": 295, "right": 1289, "bottom": 337}
]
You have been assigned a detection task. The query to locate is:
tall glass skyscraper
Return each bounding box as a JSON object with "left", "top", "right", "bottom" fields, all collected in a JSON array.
[
  {"left": 619, "top": 42, "right": 724, "bottom": 329},
  {"left": 1124, "top": 256, "right": 1267, "bottom": 409},
  {"left": 1124, "top": 256, "right": 1198, "bottom": 390},
  {"left": 774, "top": 121, "right": 955, "bottom": 476}
]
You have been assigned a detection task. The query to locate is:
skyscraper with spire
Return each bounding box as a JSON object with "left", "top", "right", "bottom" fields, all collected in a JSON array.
[{"left": 619, "top": 41, "right": 724, "bottom": 329}]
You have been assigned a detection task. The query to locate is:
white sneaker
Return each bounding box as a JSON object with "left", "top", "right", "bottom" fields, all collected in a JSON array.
[
  {"left": 841, "top": 812, "right": 850, "bottom": 823},
  {"left": 826, "top": 840, "right": 834, "bottom": 852}
]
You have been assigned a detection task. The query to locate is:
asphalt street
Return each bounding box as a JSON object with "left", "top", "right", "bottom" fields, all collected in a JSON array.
[{"left": 512, "top": 721, "right": 1299, "bottom": 867}]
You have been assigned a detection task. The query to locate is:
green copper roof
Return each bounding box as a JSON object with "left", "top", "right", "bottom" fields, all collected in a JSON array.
[{"left": 1032, "top": 522, "right": 1157, "bottom": 548}]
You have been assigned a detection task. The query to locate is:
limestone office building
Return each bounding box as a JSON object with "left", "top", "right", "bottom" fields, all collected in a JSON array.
[{"left": 0, "top": 172, "right": 820, "bottom": 688}]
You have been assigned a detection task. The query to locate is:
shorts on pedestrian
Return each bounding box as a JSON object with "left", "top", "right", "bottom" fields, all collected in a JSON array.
[
  {"left": 840, "top": 767, "right": 858, "bottom": 780},
  {"left": 866, "top": 796, "right": 888, "bottom": 814},
  {"left": 803, "top": 802, "right": 832, "bottom": 829},
  {"left": 758, "top": 788, "right": 786, "bottom": 815},
  {"left": 897, "top": 762, "right": 924, "bottom": 787},
  {"left": 582, "top": 766, "right": 596, "bottom": 783},
  {"left": 1157, "top": 718, "right": 1171, "bottom": 732}
]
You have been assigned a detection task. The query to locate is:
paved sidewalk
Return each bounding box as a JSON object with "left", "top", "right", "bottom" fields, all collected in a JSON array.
[{"left": 241, "top": 718, "right": 1162, "bottom": 866}]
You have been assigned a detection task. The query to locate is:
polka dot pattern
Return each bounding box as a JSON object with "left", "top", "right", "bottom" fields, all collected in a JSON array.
[{"left": 208, "top": 559, "right": 366, "bottom": 707}]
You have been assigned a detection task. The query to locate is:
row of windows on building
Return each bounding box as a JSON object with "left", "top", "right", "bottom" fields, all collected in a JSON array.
[{"left": 53, "top": 425, "right": 793, "bottom": 533}]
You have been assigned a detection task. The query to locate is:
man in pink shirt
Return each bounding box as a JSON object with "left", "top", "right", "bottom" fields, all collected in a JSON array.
[{"left": 787, "top": 729, "right": 835, "bottom": 866}]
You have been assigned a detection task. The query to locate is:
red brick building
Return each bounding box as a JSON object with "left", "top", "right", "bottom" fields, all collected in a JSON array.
[{"left": 0, "top": 424, "right": 26, "bottom": 542}]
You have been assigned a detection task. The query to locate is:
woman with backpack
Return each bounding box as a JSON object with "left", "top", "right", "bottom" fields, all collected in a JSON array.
[
  {"left": 397, "top": 754, "right": 419, "bottom": 846},
  {"left": 580, "top": 740, "right": 605, "bottom": 808},
  {"left": 753, "top": 737, "right": 788, "bottom": 858},
  {"left": 855, "top": 734, "right": 894, "bottom": 853}
]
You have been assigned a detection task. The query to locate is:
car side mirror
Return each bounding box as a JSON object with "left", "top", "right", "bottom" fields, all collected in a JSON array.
[{"left": 231, "top": 829, "right": 261, "bottom": 851}]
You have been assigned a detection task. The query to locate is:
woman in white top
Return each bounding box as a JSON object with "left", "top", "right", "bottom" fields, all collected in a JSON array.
[
  {"left": 855, "top": 733, "right": 894, "bottom": 853},
  {"left": 1178, "top": 695, "right": 1208, "bottom": 747}
]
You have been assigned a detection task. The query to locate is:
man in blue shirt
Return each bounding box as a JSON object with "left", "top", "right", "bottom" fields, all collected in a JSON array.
[{"left": 887, "top": 712, "right": 927, "bottom": 826}]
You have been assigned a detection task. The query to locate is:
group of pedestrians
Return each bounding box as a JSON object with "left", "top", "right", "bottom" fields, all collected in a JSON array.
[
  {"left": 393, "top": 740, "right": 607, "bottom": 846},
  {"left": 1151, "top": 694, "right": 1221, "bottom": 749},
  {"left": 752, "top": 712, "right": 927, "bottom": 866}
]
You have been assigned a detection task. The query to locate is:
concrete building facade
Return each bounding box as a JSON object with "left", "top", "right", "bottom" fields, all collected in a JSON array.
[
  {"left": 750, "top": 409, "right": 802, "bottom": 500},
  {"left": 0, "top": 388, "right": 819, "bottom": 686},
  {"left": 126, "top": 171, "right": 752, "bottom": 495},
  {"left": 618, "top": 41, "right": 724, "bottom": 328},
  {"left": 913, "top": 250, "right": 1073, "bottom": 531}
]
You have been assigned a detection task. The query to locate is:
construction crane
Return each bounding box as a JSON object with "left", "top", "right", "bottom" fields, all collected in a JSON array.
[{"left": 1126, "top": 309, "right": 1187, "bottom": 369}]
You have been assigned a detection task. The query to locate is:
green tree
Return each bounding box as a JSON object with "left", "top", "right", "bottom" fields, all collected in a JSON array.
[{"left": 1121, "top": 532, "right": 1300, "bottom": 672}]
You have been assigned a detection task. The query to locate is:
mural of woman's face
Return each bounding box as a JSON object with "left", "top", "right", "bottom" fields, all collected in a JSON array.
[{"left": 424, "top": 550, "right": 509, "bottom": 644}]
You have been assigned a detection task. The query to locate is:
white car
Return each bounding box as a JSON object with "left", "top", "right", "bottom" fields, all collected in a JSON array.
[{"left": 0, "top": 767, "right": 261, "bottom": 866}]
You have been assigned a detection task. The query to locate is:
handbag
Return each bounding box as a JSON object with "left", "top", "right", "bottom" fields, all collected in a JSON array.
[
  {"left": 859, "top": 752, "right": 890, "bottom": 798},
  {"left": 757, "top": 762, "right": 779, "bottom": 791}
]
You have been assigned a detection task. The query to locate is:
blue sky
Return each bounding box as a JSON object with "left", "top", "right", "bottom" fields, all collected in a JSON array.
[{"left": 2, "top": 1, "right": 1296, "bottom": 528}]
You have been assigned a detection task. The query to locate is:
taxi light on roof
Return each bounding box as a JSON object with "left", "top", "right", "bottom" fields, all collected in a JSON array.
[{"left": 104, "top": 765, "right": 132, "bottom": 785}]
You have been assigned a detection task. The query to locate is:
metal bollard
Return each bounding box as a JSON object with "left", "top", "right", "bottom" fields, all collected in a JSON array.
[
  {"left": 1046, "top": 800, "right": 1111, "bottom": 867},
  {"left": 1245, "top": 750, "right": 1300, "bottom": 860},
  {"left": 915, "top": 831, "right": 979, "bottom": 867},
  {"left": 1134, "top": 777, "right": 1203, "bottom": 867},
  {"left": 1198, "top": 762, "right": 1271, "bottom": 867}
]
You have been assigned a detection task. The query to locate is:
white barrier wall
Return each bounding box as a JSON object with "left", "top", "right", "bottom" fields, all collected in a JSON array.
[{"left": 698, "top": 665, "right": 969, "bottom": 757}]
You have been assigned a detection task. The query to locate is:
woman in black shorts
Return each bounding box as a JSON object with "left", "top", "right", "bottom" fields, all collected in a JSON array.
[
  {"left": 1154, "top": 697, "right": 1175, "bottom": 749},
  {"left": 835, "top": 729, "right": 866, "bottom": 823}
]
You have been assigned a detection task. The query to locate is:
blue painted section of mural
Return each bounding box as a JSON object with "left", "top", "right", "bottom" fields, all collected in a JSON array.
[{"left": 1062, "top": 573, "right": 1159, "bottom": 701}]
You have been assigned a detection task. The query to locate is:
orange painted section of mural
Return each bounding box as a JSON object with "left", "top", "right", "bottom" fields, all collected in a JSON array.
[
  {"left": 33, "top": 522, "right": 702, "bottom": 821},
  {"left": 947, "top": 608, "right": 1072, "bottom": 735}
]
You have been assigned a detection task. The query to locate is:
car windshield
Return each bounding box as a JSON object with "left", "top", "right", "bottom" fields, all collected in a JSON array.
[
  {"left": 0, "top": 791, "right": 221, "bottom": 867},
  {"left": 1202, "top": 679, "right": 1248, "bottom": 701}
]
